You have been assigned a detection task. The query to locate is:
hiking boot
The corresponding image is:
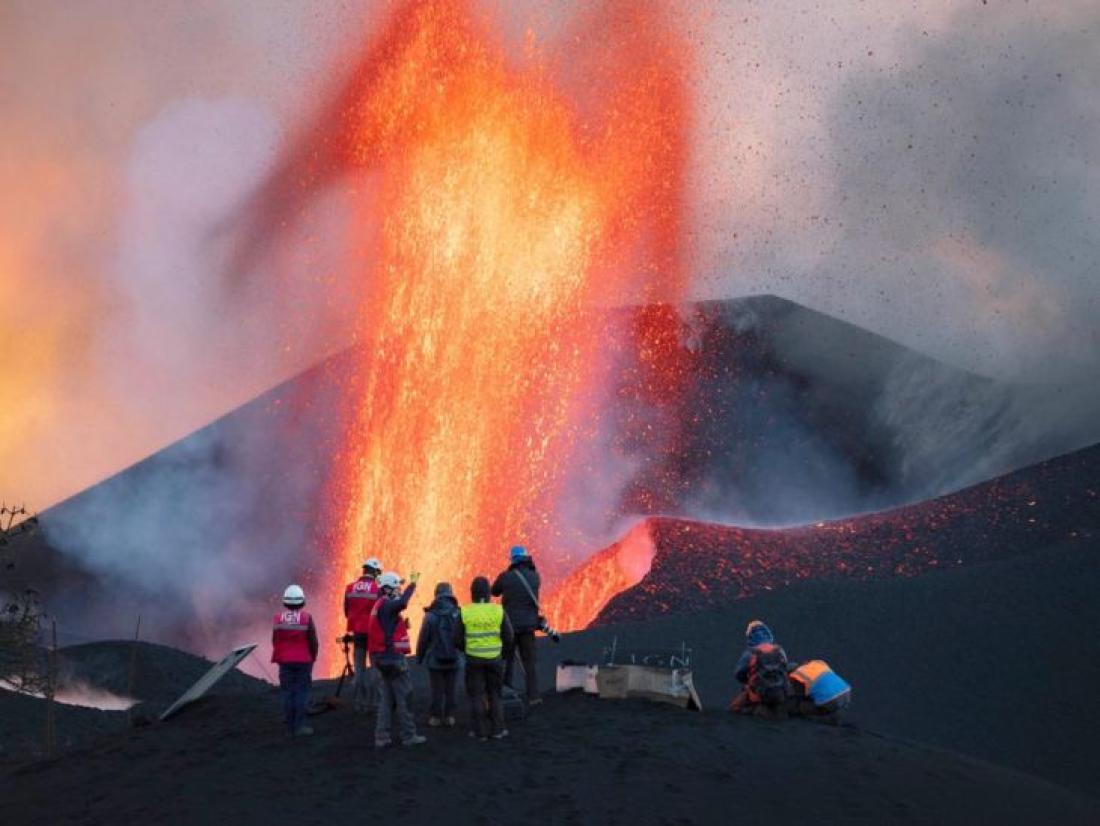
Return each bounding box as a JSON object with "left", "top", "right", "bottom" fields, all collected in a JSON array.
[
  {"left": 444, "top": 716, "right": 456, "bottom": 727},
  {"left": 375, "top": 737, "right": 392, "bottom": 748},
  {"left": 403, "top": 735, "right": 427, "bottom": 746},
  {"left": 492, "top": 729, "right": 509, "bottom": 740},
  {"left": 428, "top": 716, "right": 442, "bottom": 727},
  {"left": 295, "top": 725, "right": 314, "bottom": 736}
]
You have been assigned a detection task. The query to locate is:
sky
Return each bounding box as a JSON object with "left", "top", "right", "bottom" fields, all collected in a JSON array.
[{"left": 2, "top": 0, "right": 1097, "bottom": 512}]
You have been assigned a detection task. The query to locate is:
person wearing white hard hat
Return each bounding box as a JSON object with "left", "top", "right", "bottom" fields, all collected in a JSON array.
[
  {"left": 367, "top": 570, "right": 426, "bottom": 747},
  {"left": 271, "top": 584, "right": 319, "bottom": 736},
  {"left": 344, "top": 557, "right": 383, "bottom": 712}
]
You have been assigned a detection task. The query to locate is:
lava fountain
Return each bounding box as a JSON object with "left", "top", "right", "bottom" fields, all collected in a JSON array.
[{"left": 300, "top": 0, "right": 692, "bottom": 650}]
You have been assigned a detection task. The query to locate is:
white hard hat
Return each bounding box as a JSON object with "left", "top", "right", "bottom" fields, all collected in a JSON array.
[
  {"left": 283, "top": 584, "right": 306, "bottom": 607},
  {"left": 378, "top": 572, "right": 401, "bottom": 591},
  {"left": 363, "top": 557, "right": 382, "bottom": 572}
]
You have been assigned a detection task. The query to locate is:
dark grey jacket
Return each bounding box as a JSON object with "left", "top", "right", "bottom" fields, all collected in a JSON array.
[
  {"left": 416, "top": 595, "right": 461, "bottom": 670},
  {"left": 490, "top": 559, "right": 541, "bottom": 633}
]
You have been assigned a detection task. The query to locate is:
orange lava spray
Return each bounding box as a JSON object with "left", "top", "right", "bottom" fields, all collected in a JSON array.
[{"left": 315, "top": 0, "right": 692, "bottom": 663}]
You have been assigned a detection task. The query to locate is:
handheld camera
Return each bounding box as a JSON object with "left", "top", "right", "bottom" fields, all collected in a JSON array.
[{"left": 538, "top": 616, "right": 561, "bottom": 644}]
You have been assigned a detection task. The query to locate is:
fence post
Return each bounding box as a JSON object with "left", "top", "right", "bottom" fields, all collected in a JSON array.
[{"left": 45, "top": 620, "right": 57, "bottom": 758}]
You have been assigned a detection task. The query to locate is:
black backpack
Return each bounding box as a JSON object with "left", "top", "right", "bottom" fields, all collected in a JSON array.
[
  {"left": 750, "top": 644, "right": 790, "bottom": 707},
  {"left": 432, "top": 608, "right": 459, "bottom": 665}
]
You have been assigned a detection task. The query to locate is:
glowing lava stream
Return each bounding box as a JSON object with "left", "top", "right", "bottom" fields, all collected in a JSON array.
[
  {"left": 540, "top": 520, "right": 658, "bottom": 632},
  {"left": 318, "top": 0, "right": 691, "bottom": 660}
]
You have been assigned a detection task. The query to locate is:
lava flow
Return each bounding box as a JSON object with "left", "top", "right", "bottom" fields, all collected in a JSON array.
[
  {"left": 280, "top": 0, "right": 693, "bottom": 653},
  {"left": 548, "top": 442, "right": 1100, "bottom": 630}
]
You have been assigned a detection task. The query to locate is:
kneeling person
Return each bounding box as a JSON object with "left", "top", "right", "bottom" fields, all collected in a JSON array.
[
  {"left": 789, "top": 659, "right": 851, "bottom": 720},
  {"left": 730, "top": 619, "right": 791, "bottom": 716}
]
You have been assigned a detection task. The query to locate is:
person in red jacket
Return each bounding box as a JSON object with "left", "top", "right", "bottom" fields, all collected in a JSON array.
[
  {"left": 344, "top": 557, "right": 382, "bottom": 711},
  {"left": 368, "top": 571, "right": 426, "bottom": 747},
  {"left": 271, "top": 584, "right": 319, "bottom": 736}
]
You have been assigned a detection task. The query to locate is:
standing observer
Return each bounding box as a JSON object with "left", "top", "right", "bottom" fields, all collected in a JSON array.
[
  {"left": 271, "top": 584, "right": 319, "bottom": 736},
  {"left": 344, "top": 557, "right": 383, "bottom": 712},
  {"left": 491, "top": 545, "right": 543, "bottom": 705},
  {"left": 457, "top": 575, "right": 514, "bottom": 740},
  {"left": 416, "top": 581, "right": 462, "bottom": 727},
  {"left": 368, "top": 571, "right": 426, "bottom": 747}
]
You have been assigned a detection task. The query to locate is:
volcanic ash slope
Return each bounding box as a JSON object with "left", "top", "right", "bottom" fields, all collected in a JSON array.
[
  {"left": 544, "top": 539, "right": 1100, "bottom": 797},
  {"left": 2, "top": 690, "right": 1098, "bottom": 825}
]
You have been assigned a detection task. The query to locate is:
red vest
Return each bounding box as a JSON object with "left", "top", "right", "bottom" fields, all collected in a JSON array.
[
  {"left": 272, "top": 609, "right": 313, "bottom": 664},
  {"left": 367, "top": 597, "right": 411, "bottom": 656},
  {"left": 345, "top": 577, "right": 380, "bottom": 634}
]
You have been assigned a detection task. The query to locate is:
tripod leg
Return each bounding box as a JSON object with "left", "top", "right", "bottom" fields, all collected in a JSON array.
[
  {"left": 334, "top": 664, "right": 352, "bottom": 699},
  {"left": 335, "top": 647, "right": 354, "bottom": 697}
]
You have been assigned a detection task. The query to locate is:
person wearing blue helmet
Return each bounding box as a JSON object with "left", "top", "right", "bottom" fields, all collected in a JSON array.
[
  {"left": 730, "top": 619, "right": 791, "bottom": 716},
  {"left": 491, "top": 544, "right": 543, "bottom": 705}
]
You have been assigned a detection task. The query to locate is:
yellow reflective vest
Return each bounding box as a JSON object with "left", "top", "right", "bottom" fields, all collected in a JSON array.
[{"left": 461, "top": 602, "right": 504, "bottom": 660}]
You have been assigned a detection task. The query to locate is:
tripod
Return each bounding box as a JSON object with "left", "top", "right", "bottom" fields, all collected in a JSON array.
[
  {"left": 333, "top": 636, "right": 355, "bottom": 698},
  {"left": 308, "top": 637, "right": 356, "bottom": 717}
]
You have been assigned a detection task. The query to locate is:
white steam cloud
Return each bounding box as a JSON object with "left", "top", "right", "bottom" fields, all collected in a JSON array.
[{"left": 38, "top": 97, "right": 343, "bottom": 658}]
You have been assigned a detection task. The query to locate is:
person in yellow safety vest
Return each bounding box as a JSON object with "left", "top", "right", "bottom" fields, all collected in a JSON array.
[{"left": 456, "top": 575, "right": 515, "bottom": 741}]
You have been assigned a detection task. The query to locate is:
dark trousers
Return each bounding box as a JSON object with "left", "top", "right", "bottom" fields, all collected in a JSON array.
[
  {"left": 429, "top": 668, "right": 458, "bottom": 719},
  {"left": 278, "top": 662, "right": 312, "bottom": 734},
  {"left": 465, "top": 657, "right": 505, "bottom": 737},
  {"left": 503, "top": 631, "right": 538, "bottom": 700}
]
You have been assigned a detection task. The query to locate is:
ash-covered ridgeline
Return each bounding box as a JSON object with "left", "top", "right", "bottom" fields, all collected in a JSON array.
[{"left": 546, "top": 440, "right": 1098, "bottom": 629}]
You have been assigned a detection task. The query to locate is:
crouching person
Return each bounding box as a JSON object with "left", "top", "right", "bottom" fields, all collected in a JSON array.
[
  {"left": 416, "top": 582, "right": 461, "bottom": 727},
  {"left": 272, "top": 584, "right": 318, "bottom": 736},
  {"left": 368, "top": 571, "right": 426, "bottom": 747},
  {"left": 729, "top": 619, "right": 791, "bottom": 718},
  {"left": 789, "top": 660, "right": 851, "bottom": 722},
  {"left": 458, "top": 576, "right": 514, "bottom": 741}
]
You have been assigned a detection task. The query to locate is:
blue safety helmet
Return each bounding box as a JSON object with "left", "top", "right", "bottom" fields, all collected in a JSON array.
[{"left": 510, "top": 545, "right": 528, "bottom": 562}]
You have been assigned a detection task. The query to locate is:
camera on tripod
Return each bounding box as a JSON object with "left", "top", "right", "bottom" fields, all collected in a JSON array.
[
  {"left": 336, "top": 633, "right": 354, "bottom": 649},
  {"left": 537, "top": 615, "right": 561, "bottom": 644}
]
